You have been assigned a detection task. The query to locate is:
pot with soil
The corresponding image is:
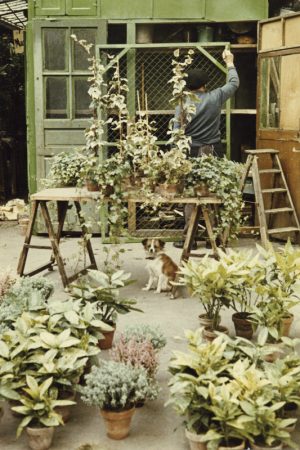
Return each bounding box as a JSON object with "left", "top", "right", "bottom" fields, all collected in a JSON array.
[
  {"left": 194, "top": 182, "right": 210, "bottom": 197},
  {"left": 157, "top": 183, "right": 184, "bottom": 197},
  {"left": 280, "top": 314, "right": 294, "bottom": 337},
  {"left": 218, "top": 439, "right": 245, "bottom": 450},
  {"left": 85, "top": 180, "right": 99, "bottom": 192},
  {"left": 283, "top": 402, "right": 298, "bottom": 419},
  {"left": 26, "top": 426, "right": 54, "bottom": 450},
  {"left": 232, "top": 312, "right": 253, "bottom": 340},
  {"left": 100, "top": 407, "right": 135, "bottom": 440},
  {"left": 54, "top": 391, "right": 76, "bottom": 423},
  {"left": 199, "top": 314, "right": 221, "bottom": 329},
  {"left": 263, "top": 343, "right": 283, "bottom": 363},
  {"left": 98, "top": 327, "right": 116, "bottom": 350},
  {"left": 185, "top": 428, "right": 207, "bottom": 450},
  {"left": 203, "top": 325, "right": 229, "bottom": 342},
  {"left": 251, "top": 441, "right": 283, "bottom": 450}
]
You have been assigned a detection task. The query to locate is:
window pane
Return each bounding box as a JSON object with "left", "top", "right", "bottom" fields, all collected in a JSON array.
[
  {"left": 260, "top": 56, "right": 281, "bottom": 129},
  {"left": 74, "top": 78, "right": 91, "bottom": 118},
  {"left": 72, "top": 28, "right": 96, "bottom": 70},
  {"left": 46, "top": 77, "right": 68, "bottom": 118},
  {"left": 44, "top": 28, "right": 67, "bottom": 71}
]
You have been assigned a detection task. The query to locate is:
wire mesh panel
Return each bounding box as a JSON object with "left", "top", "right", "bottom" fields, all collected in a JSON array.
[
  {"left": 99, "top": 44, "right": 228, "bottom": 238},
  {"left": 102, "top": 46, "right": 227, "bottom": 143}
]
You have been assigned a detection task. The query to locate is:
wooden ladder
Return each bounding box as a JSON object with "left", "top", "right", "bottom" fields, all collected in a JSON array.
[{"left": 241, "top": 149, "right": 300, "bottom": 247}]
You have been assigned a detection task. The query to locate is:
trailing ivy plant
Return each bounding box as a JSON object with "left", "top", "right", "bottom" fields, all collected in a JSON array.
[{"left": 186, "top": 155, "right": 245, "bottom": 241}]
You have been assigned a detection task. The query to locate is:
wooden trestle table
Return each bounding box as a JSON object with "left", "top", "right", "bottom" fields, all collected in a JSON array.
[{"left": 17, "top": 188, "right": 222, "bottom": 288}]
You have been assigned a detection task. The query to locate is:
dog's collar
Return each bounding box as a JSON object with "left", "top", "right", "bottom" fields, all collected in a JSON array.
[{"left": 146, "top": 256, "right": 155, "bottom": 260}]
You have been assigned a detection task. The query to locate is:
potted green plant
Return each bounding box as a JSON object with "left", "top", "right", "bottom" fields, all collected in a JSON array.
[
  {"left": 168, "top": 331, "right": 256, "bottom": 450},
  {"left": 255, "top": 243, "right": 300, "bottom": 337},
  {"left": 147, "top": 148, "right": 192, "bottom": 196},
  {"left": 122, "top": 323, "right": 167, "bottom": 350},
  {"left": 110, "top": 334, "right": 159, "bottom": 378},
  {"left": 44, "top": 150, "right": 87, "bottom": 188},
  {"left": 178, "top": 256, "right": 231, "bottom": 340},
  {"left": 80, "top": 361, "right": 159, "bottom": 440},
  {"left": 215, "top": 248, "right": 264, "bottom": 340},
  {"left": 70, "top": 269, "right": 142, "bottom": 349},
  {"left": 12, "top": 375, "right": 75, "bottom": 450},
  {"left": 186, "top": 155, "right": 244, "bottom": 242}
]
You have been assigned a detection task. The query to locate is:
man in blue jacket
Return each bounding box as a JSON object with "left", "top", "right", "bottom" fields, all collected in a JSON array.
[{"left": 174, "top": 49, "right": 239, "bottom": 248}]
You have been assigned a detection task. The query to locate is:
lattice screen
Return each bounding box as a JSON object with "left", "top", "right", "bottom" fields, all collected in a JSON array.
[{"left": 101, "top": 46, "right": 227, "bottom": 238}]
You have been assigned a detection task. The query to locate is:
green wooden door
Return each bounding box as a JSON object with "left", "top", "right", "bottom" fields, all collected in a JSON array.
[
  {"left": 66, "top": 0, "right": 98, "bottom": 16},
  {"left": 31, "top": 19, "right": 107, "bottom": 231},
  {"left": 35, "top": 0, "right": 65, "bottom": 16}
]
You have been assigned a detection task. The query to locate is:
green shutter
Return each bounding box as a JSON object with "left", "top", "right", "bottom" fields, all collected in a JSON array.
[
  {"left": 35, "top": 0, "right": 65, "bottom": 16},
  {"left": 153, "top": 0, "right": 205, "bottom": 19},
  {"left": 66, "top": 0, "right": 97, "bottom": 16},
  {"left": 100, "top": 0, "right": 153, "bottom": 19}
]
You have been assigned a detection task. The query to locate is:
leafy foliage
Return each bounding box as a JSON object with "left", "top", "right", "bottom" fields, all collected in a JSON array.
[
  {"left": 44, "top": 151, "right": 88, "bottom": 187},
  {"left": 81, "top": 361, "right": 159, "bottom": 411},
  {"left": 69, "top": 269, "right": 142, "bottom": 325},
  {"left": 186, "top": 155, "right": 245, "bottom": 240},
  {"left": 13, "top": 375, "right": 75, "bottom": 437},
  {"left": 110, "top": 335, "right": 159, "bottom": 377},
  {"left": 167, "top": 330, "right": 299, "bottom": 449},
  {"left": 0, "top": 276, "right": 54, "bottom": 332},
  {"left": 122, "top": 323, "right": 167, "bottom": 350}
]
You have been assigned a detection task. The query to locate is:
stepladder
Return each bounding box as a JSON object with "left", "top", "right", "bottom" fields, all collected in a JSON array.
[{"left": 241, "top": 149, "right": 300, "bottom": 247}]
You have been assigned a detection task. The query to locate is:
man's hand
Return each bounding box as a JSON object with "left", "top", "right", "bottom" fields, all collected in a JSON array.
[{"left": 222, "top": 49, "right": 234, "bottom": 68}]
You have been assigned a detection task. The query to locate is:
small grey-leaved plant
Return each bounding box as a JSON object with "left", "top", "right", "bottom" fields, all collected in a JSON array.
[{"left": 81, "top": 361, "right": 159, "bottom": 411}]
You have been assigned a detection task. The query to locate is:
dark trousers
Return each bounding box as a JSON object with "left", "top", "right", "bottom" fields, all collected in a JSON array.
[{"left": 184, "top": 142, "right": 223, "bottom": 233}]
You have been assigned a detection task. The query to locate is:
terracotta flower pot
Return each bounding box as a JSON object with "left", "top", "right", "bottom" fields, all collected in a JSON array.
[
  {"left": 85, "top": 180, "right": 99, "bottom": 192},
  {"left": 100, "top": 407, "right": 135, "bottom": 440},
  {"left": 252, "top": 442, "right": 282, "bottom": 450},
  {"left": 185, "top": 428, "right": 207, "bottom": 450},
  {"left": 199, "top": 314, "right": 221, "bottom": 329},
  {"left": 203, "top": 326, "right": 229, "bottom": 342},
  {"left": 194, "top": 183, "right": 210, "bottom": 197},
  {"left": 98, "top": 327, "right": 116, "bottom": 350},
  {"left": 26, "top": 426, "right": 54, "bottom": 450},
  {"left": 232, "top": 312, "right": 253, "bottom": 340},
  {"left": 263, "top": 343, "right": 282, "bottom": 362},
  {"left": 54, "top": 391, "right": 75, "bottom": 423},
  {"left": 281, "top": 314, "right": 294, "bottom": 337},
  {"left": 284, "top": 402, "right": 298, "bottom": 418},
  {"left": 157, "top": 183, "right": 184, "bottom": 196},
  {"left": 218, "top": 439, "right": 245, "bottom": 450}
]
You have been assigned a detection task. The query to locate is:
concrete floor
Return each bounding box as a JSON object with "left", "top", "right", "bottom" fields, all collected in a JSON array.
[{"left": 0, "top": 221, "right": 299, "bottom": 450}]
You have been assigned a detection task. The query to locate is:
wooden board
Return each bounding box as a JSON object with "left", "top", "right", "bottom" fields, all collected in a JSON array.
[
  {"left": 280, "top": 54, "right": 300, "bottom": 130},
  {"left": 284, "top": 15, "right": 300, "bottom": 47},
  {"left": 260, "top": 20, "right": 282, "bottom": 51}
]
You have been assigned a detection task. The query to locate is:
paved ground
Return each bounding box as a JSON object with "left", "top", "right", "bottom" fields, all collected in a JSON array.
[{"left": 0, "top": 221, "right": 299, "bottom": 450}]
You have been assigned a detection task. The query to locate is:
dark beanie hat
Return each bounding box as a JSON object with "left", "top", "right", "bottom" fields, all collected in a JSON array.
[{"left": 186, "top": 69, "right": 209, "bottom": 90}]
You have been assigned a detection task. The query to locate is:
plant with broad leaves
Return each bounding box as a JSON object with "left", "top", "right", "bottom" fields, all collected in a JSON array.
[
  {"left": 69, "top": 269, "right": 142, "bottom": 326},
  {"left": 13, "top": 375, "right": 75, "bottom": 437}
]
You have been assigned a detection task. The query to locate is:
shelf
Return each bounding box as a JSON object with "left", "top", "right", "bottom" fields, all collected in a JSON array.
[{"left": 221, "top": 109, "right": 257, "bottom": 114}]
